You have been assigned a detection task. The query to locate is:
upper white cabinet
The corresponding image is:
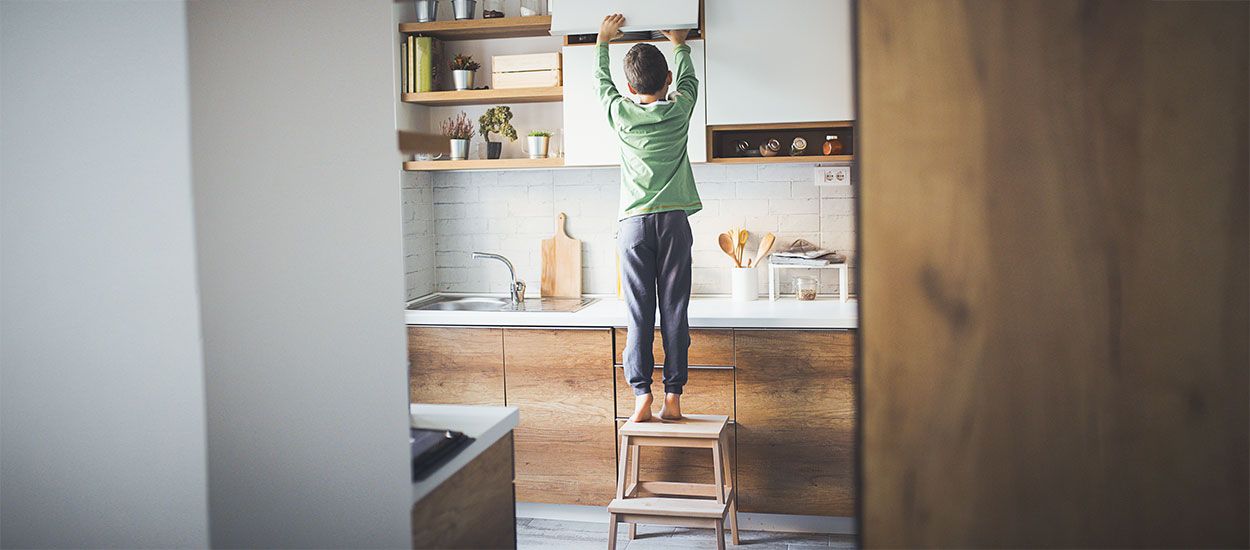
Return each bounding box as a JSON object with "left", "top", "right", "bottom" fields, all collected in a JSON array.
[
  {"left": 549, "top": 0, "right": 700, "bottom": 35},
  {"left": 704, "top": 0, "right": 854, "bottom": 124},
  {"left": 562, "top": 41, "right": 708, "bottom": 166}
]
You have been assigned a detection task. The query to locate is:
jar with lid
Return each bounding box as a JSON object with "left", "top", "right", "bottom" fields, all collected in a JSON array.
[
  {"left": 822, "top": 135, "right": 844, "bottom": 155},
  {"left": 793, "top": 276, "right": 819, "bottom": 301}
]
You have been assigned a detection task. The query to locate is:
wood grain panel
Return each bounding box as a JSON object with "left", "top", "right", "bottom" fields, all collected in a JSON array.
[
  {"left": 614, "top": 366, "right": 734, "bottom": 419},
  {"left": 735, "top": 330, "right": 854, "bottom": 516},
  {"left": 505, "top": 328, "right": 617, "bottom": 505},
  {"left": 411, "top": 434, "right": 516, "bottom": 549},
  {"left": 614, "top": 328, "right": 735, "bottom": 366},
  {"left": 408, "top": 327, "right": 504, "bottom": 405},
  {"left": 859, "top": 2, "right": 1249, "bottom": 547},
  {"left": 617, "top": 420, "right": 736, "bottom": 486}
]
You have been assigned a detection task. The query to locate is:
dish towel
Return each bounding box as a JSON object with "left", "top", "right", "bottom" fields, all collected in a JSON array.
[{"left": 769, "top": 239, "right": 847, "bottom": 266}]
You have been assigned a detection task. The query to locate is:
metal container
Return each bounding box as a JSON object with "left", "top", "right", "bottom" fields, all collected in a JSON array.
[
  {"left": 451, "top": 69, "right": 475, "bottom": 90},
  {"left": 415, "top": 0, "right": 438, "bottom": 22},
  {"left": 526, "top": 135, "right": 550, "bottom": 159},
  {"left": 449, "top": 138, "right": 469, "bottom": 160},
  {"left": 452, "top": 0, "right": 476, "bottom": 19}
]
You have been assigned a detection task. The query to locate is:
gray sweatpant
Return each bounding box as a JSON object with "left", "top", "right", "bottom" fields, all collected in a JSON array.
[{"left": 618, "top": 210, "right": 693, "bottom": 396}]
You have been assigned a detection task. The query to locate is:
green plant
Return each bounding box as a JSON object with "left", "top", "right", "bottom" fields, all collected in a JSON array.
[
  {"left": 449, "top": 54, "right": 480, "bottom": 72},
  {"left": 478, "top": 106, "right": 518, "bottom": 143},
  {"left": 527, "top": 130, "right": 552, "bottom": 138},
  {"left": 440, "top": 111, "right": 474, "bottom": 140}
]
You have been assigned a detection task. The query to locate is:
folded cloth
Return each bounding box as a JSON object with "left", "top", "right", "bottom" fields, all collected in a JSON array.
[
  {"left": 769, "top": 251, "right": 847, "bottom": 266},
  {"left": 773, "top": 238, "right": 832, "bottom": 259}
]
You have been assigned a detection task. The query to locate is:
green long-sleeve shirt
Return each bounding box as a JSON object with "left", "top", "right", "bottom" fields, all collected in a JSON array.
[{"left": 595, "top": 42, "right": 701, "bottom": 220}]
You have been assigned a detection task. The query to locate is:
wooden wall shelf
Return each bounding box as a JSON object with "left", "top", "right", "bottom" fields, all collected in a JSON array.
[
  {"left": 403, "top": 157, "right": 564, "bottom": 171},
  {"left": 708, "top": 155, "right": 853, "bottom": 165},
  {"left": 707, "top": 121, "right": 855, "bottom": 163},
  {"left": 401, "top": 86, "right": 563, "bottom": 106},
  {"left": 398, "top": 16, "right": 553, "bottom": 41}
]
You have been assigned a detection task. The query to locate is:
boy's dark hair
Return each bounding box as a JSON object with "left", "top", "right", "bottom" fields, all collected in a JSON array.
[{"left": 623, "top": 43, "right": 668, "bottom": 95}]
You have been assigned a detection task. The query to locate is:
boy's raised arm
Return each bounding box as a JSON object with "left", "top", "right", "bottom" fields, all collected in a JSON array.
[
  {"left": 662, "top": 29, "right": 698, "bottom": 112},
  {"left": 595, "top": 14, "right": 625, "bottom": 117}
]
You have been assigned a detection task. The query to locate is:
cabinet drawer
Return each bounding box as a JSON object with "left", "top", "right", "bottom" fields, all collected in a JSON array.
[
  {"left": 613, "top": 328, "right": 734, "bottom": 367},
  {"left": 614, "top": 365, "right": 734, "bottom": 419},
  {"left": 408, "top": 326, "right": 505, "bottom": 406},
  {"left": 616, "top": 420, "right": 736, "bottom": 486}
]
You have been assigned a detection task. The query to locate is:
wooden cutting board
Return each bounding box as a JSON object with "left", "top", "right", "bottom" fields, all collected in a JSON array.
[{"left": 541, "top": 213, "right": 582, "bottom": 298}]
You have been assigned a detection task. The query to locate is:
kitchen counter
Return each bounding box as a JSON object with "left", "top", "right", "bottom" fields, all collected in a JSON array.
[
  {"left": 404, "top": 295, "right": 858, "bottom": 329},
  {"left": 409, "top": 403, "right": 518, "bottom": 505}
]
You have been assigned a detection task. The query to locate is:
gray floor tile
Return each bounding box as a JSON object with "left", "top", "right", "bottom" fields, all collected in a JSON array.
[{"left": 517, "top": 517, "right": 856, "bottom": 550}]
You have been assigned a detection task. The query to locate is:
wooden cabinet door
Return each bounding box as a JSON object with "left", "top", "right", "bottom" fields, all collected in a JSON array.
[
  {"left": 735, "top": 329, "right": 855, "bottom": 516},
  {"left": 408, "top": 326, "right": 505, "bottom": 406},
  {"left": 704, "top": 0, "right": 853, "bottom": 124},
  {"left": 561, "top": 41, "right": 707, "bottom": 166},
  {"left": 504, "top": 328, "right": 617, "bottom": 505}
]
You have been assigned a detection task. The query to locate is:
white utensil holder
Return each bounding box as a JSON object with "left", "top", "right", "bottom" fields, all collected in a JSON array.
[{"left": 731, "top": 267, "right": 758, "bottom": 302}]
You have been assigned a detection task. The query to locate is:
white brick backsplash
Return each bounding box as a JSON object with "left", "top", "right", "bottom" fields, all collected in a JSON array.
[{"left": 402, "top": 167, "right": 859, "bottom": 300}]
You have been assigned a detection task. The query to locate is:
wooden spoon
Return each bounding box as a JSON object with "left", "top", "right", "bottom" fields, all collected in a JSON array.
[
  {"left": 736, "top": 229, "right": 749, "bottom": 266},
  {"left": 752, "top": 232, "right": 776, "bottom": 267},
  {"left": 718, "top": 232, "right": 740, "bottom": 267}
]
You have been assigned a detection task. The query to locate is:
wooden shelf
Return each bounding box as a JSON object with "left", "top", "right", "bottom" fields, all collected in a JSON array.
[
  {"left": 403, "top": 157, "right": 564, "bottom": 171},
  {"left": 709, "top": 155, "right": 853, "bottom": 164},
  {"left": 401, "top": 86, "right": 563, "bottom": 106},
  {"left": 398, "top": 16, "right": 552, "bottom": 41}
]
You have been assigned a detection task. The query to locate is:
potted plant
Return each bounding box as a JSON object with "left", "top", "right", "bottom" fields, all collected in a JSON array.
[
  {"left": 441, "top": 111, "right": 474, "bottom": 160},
  {"left": 451, "top": 0, "right": 476, "bottom": 20},
  {"left": 525, "top": 130, "right": 552, "bottom": 159},
  {"left": 449, "top": 54, "right": 480, "bottom": 91},
  {"left": 478, "top": 106, "right": 517, "bottom": 160}
]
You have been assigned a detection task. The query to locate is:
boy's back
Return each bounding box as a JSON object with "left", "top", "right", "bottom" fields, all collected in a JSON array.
[{"left": 596, "top": 14, "right": 699, "bottom": 423}]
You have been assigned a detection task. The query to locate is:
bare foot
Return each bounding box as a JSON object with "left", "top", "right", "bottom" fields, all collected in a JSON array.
[
  {"left": 659, "top": 393, "right": 683, "bottom": 420},
  {"left": 628, "top": 393, "right": 654, "bottom": 422}
]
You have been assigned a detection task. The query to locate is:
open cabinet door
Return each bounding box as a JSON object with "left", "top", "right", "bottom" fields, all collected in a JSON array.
[{"left": 549, "top": 0, "right": 699, "bottom": 36}]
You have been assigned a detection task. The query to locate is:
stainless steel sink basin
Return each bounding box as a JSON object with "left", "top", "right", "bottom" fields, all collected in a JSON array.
[{"left": 409, "top": 295, "right": 597, "bottom": 313}]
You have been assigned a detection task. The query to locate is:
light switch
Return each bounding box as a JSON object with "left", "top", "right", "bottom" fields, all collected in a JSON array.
[{"left": 815, "top": 165, "right": 852, "bottom": 186}]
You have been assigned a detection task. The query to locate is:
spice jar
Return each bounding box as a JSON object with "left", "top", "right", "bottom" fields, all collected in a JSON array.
[
  {"left": 822, "top": 135, "right": 844, "bottom": 155},
  {"left": 483, "top": 0, "right": 504, "bottom": 18},
  {"left": 794, "top": 276, "right": 819, "bottom": 301},
  {"left": 790, "top": 137, "right": 808, "bottom": 156}
]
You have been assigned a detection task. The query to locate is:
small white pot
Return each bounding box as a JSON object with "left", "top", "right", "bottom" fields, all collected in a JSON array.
[
  {"left": 452, "top": 70, "right": 475, "bottom": 90},
  {"left": 730, "top": 267, "right": 758, "bottom": 302},
  {"left": 449, "top": 138, "right": 469, "bottom": 160},
  {"left": 525, "top": 135, "right": 550, "bottom": 159}
]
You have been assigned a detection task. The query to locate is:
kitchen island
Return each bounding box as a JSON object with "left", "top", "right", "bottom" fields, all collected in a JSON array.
[{"left": 405, "top": 294, "right": 857, "bottom": 530}]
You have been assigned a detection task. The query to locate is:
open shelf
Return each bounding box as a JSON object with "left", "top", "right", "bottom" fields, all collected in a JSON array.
[
  {"left": 403, "top": 157, "right": 564, "bottom": 171},
  {"left": 401, "top": 86, "right": 563, "bottom": 106},
  {"left": 398, "top": 16, "right": 552, "bottom": 41},
  {"left": 709, "top": 155, "right": 853, "bottom": 165},
  {"left": 707, "top": 121, "right": 854, "bottom": 164}
]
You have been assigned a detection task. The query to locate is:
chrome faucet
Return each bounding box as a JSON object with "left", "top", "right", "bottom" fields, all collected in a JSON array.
[{"left": 472, "top": 252, "right": 526, "bottom": 304}]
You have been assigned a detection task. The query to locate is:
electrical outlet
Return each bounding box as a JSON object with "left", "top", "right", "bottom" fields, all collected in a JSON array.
[{"left": 814, "top": 165, "right": 852, "bottom": 186}]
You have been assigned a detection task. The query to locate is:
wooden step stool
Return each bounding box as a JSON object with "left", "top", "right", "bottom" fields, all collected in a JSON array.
[{"left": 607, "top": 414, "right": 739, "bottom": 550}]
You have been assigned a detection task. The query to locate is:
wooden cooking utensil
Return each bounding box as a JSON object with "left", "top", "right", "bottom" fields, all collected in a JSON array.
[
  {"left": 718, "top": 232, "right": 740, "bottom": 267},
  {"left": 540, "top": 212, "right": 582, "bottom": 297},
  {"left": 736, "top": 229, "right": 749, "bottom": 266},
  {"left": 752, "top": 232, "right": 776, "bottom": 267}
]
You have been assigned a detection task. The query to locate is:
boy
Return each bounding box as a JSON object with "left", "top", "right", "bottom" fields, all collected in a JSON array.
[{"left": 596, "top": 14, "right": 700, "bottom": 422}]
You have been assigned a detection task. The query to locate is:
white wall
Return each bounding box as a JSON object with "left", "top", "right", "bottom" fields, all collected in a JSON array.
[
  {"left": 403, "top": 163, "right": 856, "bottom": 300},
  {"left": 187, "top": 1, "right": 412, "bottom": 547},
  {"left": 0, "top": 1, "right": 210, "bottom": 547}
]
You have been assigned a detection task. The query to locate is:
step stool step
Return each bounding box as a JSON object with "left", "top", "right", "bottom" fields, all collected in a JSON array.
[
  {"left": 619, "top": 414, "right": 728, "bottom": 438},
  {"left": 608, "top": 497, "right": 728, "bottom": 519}
]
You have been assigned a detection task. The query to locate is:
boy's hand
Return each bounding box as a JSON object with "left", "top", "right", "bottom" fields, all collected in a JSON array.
[
  {"left": 660, "top": 29, "right": 690, "bottom": 46},
  {"left": 598, "top": 14, "right": 625, "bottom": 44}
]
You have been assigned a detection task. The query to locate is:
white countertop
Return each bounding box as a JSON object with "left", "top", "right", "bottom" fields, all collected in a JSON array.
[
  {"left": 410, "top": 404, "right": 519, "bottom": 505},
  {"left": 404, "top": 294, "right": 857, "bottom": 329}
]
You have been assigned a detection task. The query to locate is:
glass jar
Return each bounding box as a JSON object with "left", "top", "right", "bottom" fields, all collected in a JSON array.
[
  {"left": 794, "top": 276, "right": 819, "bottom": 301},
  {"left": 483, "top": 0, "right": 504, "bottom": 18},
  {"left": 520, "top": 0, "right": 542, "bottom": 16}
]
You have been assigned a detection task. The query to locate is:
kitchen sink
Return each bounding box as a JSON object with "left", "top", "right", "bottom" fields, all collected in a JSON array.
[{"left": 409, "top": 295, "right": 597, "bottom": 313}]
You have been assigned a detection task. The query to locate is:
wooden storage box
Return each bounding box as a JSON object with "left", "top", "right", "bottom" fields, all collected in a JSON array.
[{"left": 492, "top": 52, "right": 562, "bottom": 89}]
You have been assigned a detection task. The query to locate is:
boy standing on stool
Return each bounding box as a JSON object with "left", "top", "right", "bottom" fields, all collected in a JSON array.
[{"left": 596, "top": 14, "right": 700, "bottom": 422}]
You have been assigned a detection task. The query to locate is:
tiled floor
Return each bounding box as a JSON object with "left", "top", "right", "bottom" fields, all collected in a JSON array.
[{"left": 517, "top": 518, "right": 856, "bottom": 550}]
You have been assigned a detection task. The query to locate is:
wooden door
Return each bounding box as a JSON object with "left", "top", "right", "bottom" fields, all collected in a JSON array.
[
  {"left": 859, "top": 1, "right": 1249, "bottom": 547},
  {"left": 408, "top": 327, "right": 505, "bottom": 405},
  {"left": 504, "top": 328, "right": 617, "bottom": 505},
  {"left": 735, "top": 330, "right": 855, "bottom": 515}
]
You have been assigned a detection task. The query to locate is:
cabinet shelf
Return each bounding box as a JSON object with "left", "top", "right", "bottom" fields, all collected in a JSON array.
[
  {"left": 398, "top": 16, "right": 552, "bottom": 41},
  {"left": 403, "top": 157, "right": 564, "bottom": 171},
  {"left": 709, "top": 155, "right": 852, "bottom": 165},
  {"left": 401, "top": 86, "right": 563, "bottom": 106}
]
